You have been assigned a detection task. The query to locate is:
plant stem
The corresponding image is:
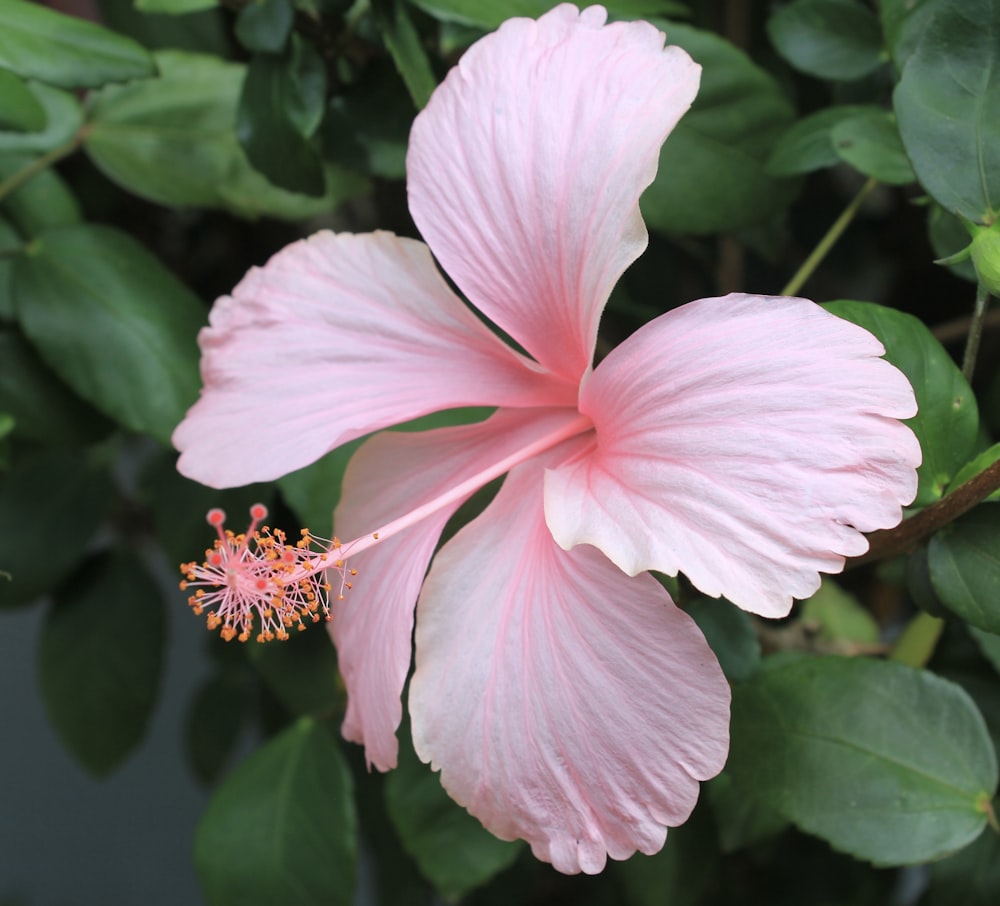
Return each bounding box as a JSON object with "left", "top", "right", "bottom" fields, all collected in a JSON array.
[
  {"left": 961, "top": 281, "right": 991, "bottom": 382},
  {"left": 852, "top": 458, "right": 1000, "bottom": 565},
  {"left": 780, "top": 177, "right": 879, "bottom": 297},
  {"left": 0, "top": 128, "right": 87, "bottom": 205}
]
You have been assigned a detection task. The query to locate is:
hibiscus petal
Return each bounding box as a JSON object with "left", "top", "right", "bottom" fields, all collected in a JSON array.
[
  {"left": 332, "top": 407, "right": 583, "bottom": 770},
  {"left": 407, "top": 4, "right": 699, "bottom": 382},
  {"left": 174, "top": 231, "right": 574, "bottom": 487},
  {"left": 545, "top": 294, "right": 921, "bottom": 618},
  {"left": 409, "top": 453, "right": 730, "bottom": 875}
]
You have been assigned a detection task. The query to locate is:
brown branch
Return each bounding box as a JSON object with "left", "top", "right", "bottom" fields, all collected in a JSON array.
[
  {"left": 931, "top": 308, "right": 1000, "bottom": 345},
  {"left": 852, "top": 458, "right": 1000, "bottom": 565}
]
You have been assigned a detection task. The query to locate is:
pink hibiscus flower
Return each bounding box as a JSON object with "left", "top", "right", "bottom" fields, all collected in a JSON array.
[{"left": 174, "top": 3, "right": 920, "bottom": 874}]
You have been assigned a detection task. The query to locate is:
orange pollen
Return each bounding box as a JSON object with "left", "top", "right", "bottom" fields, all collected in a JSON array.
[{"left": 178, "top": 504, "right": 354, "bottom": 644}]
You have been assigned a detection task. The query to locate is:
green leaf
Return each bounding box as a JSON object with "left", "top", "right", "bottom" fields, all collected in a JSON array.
[
  {"left": 641, "top": 22, "right": 796, "bottom": 235},
  {"left": 322, "top": 66, "right": 412, "bottom": 179},
  {"left": 195, "top": 718, "right": 357, "bottom": 906},
  {"left": 410, "top": 0, "right": 689, "bottom": 29},
  {"left": 39, "top": 552, "right": 166, "bottom": 775},
  {"left": 236, "top": 53, "right": 325, "bottom": 195},
  {"left": 12, "top": 223, "right": 204, "bottom": 444},
  {"left": 706, "top": 771, "right": 789, "bottom": 853},
  {"left": 0, "top": 154, "right": 81, "bottom": 235},
  {"left": 247, "top": 622, "right": 342, "bottom": 717},
  {"left": 136, "top": 0, "right": 220, "bottom": 11},
  {"left": 0, "top": 213, "right": 19, "bottom": 318},
  {"left": 0, "top": 448, "right": 113, "bottom": 607},
  {"left": 278, "top": 441, "right": 362, "bottom": 533},
  {"left": 766, "top": 104, "right": 877, "bottom": 176},
  {"left": 729, "top": 655, "right": 998, "bottom": 865},
  {"left": 831, "top": 109, "right": 916, "bottom": 185},
  {"left": 0, "top": 68, "right": 45, "bottom": 132},
  {"left": 684, "top": 595, "right": 760, "bottom": 682},
  {"left": 373, "top": 0, "right": 437, "bottom": 109},
  {"left": 385, "top": 728, "right": 522, "bottom": 899},
  {"left": 283, "top": 36, "right": 327, "bottom": 139},
  {"left": 893, "top": 0, "right": 1000, "bottom": 222},
  {"left": 800, "top": 579, "right": 880, "bottom": 647},
  {"left": 0, "top": 328, "right": 114, "bottom": 445},
  {"left": 969, "top": 626, "right": 1000, "bottom": 677},
  {"left": 879, "top": 0, "right": 941, "bottom": 67},
  {"left": 767, "top": 0, "right": 885, "bottom": 81},
  {"left": 85, "top": 50, "right": 366, "bottom": 219},
  {"left": 929, "top": 506, "right": 1000, "bottom": 633},
  {"left": 925, "top": 826, "right": 1000, "bottom": 906},
  {"left": 235, "top": 0, "right": 294, "bottom": 53},
  {"left": 0, "top": 81, "right": 82, "bottom": 155},
  {"left": 824, "top": 300, "right": 978, "bottom": 506},
  {"left": 948, "top": 443, "right": 1000, "bottom": 501},
  {"left": 0, "top": 0, "right": 156, "bottom": 88},
  {"left": 930, "top": 204, "right": 979, "bottom": 283},
  {"left": 186, "top": 672, "right": 253, "bottom": 785}
]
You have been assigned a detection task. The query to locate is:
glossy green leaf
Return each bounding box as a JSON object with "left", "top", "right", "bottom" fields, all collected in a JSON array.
[
  {"left": 284, "top": 36, "right": 326, "bottom": 139},
  {"left": 137, "top": 0, "right": 220, "bottom": 11},
  {"left": 684, "top": 595, "right": 760, "bottom": 682},
  {"left": 0, "top": 214, "right": 19, "bottom": 318},
  {"left": 0, "top": 0, "right": 156, "bottom": 88},
  {"left": 929, "top": 506, "right": 1000, "bottom": 633},
  {"left": 0, "top": 329, "right": 113, "bottom": 445},
  {"left": 894, "top": 0, "right": 1000, "bottom": 221},
  {"left": 408, "top": 0, "right": 689, "bottom": 29},
  {"left": 825, "top": 300, "right": 979, "bottom": 506},
  {"left": 195, "top": 718, "right": 357, "bottom": 906},
  {"left": 642, "top": 22, "right": 796, "bottom": 235},
  {"left": 373, "top": 0, "right": 437, "bottom": 109},
  {"left": 278, "top": 441, "right": 362, "bottom": 534},
  {"left": 39, "top": 552, "right": 166, "bottom": 775},
  {"left": 879, "top": 0, "right": 941, "bottom": 67},
  {"left": 0, "top": 82, "right": 81, "bottom": 154},
  {"left": 948, "top": 444, "right": 1000, "bottom": 501},
  {"left": 0, "top": 68, "right": 45, "bottom": 132},
  {"left": 831, "top": 109, "right": 916, "bottom": 185},
  {"left": 13, "top": 223, "right": 204, "bottom": 444},
  {"left": 766, "top": 104, "right": 877, "bottom": 176},
  {"left": 186, "top": 672, "right": 252, "bottom": 784},
  {"left": 322, "top": 67, "right": 412, "bottom": 179},
  {"left": 930, "top": 204, "right": 979, "bottom": 283},
  {"left": 969, "top": 627, "right": 1000, "bottom": 677},
  {"left": 800, "top": 579, "right": 880, "bottom": 647},
  {"left": 767, "top": 0, "right": 885, "bottom": 81},
  {"left": 385, "top": 729, "right": 522, "bottom": 900},
  {"left": 235, "top": 0, "right": 294, "bottom": 53},
  {"left": 729, "top": 656, "right": 998, "bottom": 865},
  {"left": 0, "top": 449, "right": 113, "bottom": 607},
  {"left": 85, "top": 51, "right": 365, "bottom": 219},
  {"left": 0, "top": 155, "right": 81, "bottom": 235},
  {"left": 247, "top": 623, "right": 342, "bottom": 717},
  {"left": 706, "top": 771, "right": 789, "bottom": 853},
  {"left": 925, "top": 826, "right": 1000, "bottom": 906},
  {"left": 237, "top": 53, "right": 325, "bottom": 195}
]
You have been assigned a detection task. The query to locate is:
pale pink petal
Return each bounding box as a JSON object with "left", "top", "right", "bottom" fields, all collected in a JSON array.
[
  {"left": 409, "top": 453, "right": 730, "bottom": 875},
  {"left": 545, "top": 294, "right": 921, "bottom": 618},
  {"left": 174, "top": 231, "right": 575, "bottom": 487},
  {"left": 407, "top": 5, "right": 700, "bottom": 382},
  {"left": 332, "top": 407, "right": 583, "bottom": 770}
]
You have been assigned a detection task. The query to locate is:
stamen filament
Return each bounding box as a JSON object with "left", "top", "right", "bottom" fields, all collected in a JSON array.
[{"left": 340, "top": 412, "right": 593, "bottom": 557}]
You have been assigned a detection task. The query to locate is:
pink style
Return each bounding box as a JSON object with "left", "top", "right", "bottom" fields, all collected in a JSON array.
[{"left": 173, "top": 4, "right": 920, "bottom": 876}]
